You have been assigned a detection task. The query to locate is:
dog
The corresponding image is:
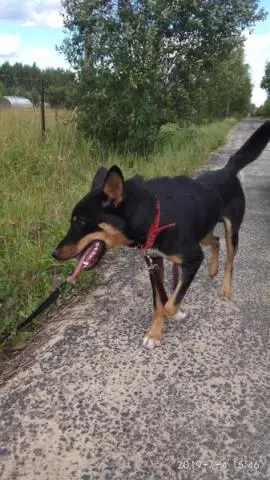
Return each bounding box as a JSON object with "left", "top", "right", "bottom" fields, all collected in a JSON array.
[{"left": 53, "top": 121, "right": 270, "bottom": 347}]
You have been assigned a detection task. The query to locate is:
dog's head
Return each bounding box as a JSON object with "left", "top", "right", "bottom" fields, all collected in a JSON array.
[{"left": 52, "top": 165, "right": 153, "bottom": 275}]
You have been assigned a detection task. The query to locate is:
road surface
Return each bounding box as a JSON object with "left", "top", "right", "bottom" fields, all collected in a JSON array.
[{"left": 0, "top": 119, "right": 269, "bottom": 480}]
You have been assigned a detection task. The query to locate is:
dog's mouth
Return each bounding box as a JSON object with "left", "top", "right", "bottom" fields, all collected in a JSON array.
[{"left": 67, "top": 240, "right": 106, "bottom": 282}]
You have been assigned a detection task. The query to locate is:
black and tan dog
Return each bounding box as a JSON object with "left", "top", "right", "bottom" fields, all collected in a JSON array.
[{"left": 53, "top": 122, "right": 270, "bottom": 347}]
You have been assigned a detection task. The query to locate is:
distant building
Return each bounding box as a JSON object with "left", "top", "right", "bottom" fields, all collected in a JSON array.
[{"left": 1, "top": 96, "right": 33, "bottom": 108}]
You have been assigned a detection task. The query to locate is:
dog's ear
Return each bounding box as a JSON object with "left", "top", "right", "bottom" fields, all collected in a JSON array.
[
  {"left": 91, "top": 167, "right": 108, "bottom": 191},
  {"left": 102, "top": 166, "right": 124, "bottom": 205}
]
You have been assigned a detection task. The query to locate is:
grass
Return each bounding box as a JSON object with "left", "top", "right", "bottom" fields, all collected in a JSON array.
[{"left": 0, "top": 108, "right": 237, "bottom": 337}]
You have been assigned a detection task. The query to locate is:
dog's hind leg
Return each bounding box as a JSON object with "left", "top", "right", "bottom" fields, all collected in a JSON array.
[
  {"left": 143, "top": 257, "right": 167, "bottom": 348},
  {"left": 219, "top": 217, "right": 238, "bottom": 300},
  {"left": 200, "top": 233, "right": 220, "bottom": 278}
]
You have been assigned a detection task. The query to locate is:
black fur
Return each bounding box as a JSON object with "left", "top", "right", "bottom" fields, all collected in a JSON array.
[{"left": 54, "top": 122, "right": 270, "bottom": 311}]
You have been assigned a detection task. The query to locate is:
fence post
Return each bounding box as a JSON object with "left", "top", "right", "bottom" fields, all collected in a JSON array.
[{"left": 40, "top": 78, "right": 46, "bottom": 142}]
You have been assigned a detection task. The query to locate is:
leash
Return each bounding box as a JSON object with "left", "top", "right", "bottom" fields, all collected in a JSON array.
[
  {"left": 0, "top": 279, "right": 72, "bottom": 344},
  {"left": 141, "top": 197, "right": 176, "bottom": 305},
  {"left": 0, "top": 198, "right": 175, "bottom": 343},
  {"left": 143, "top": 256, "right": 168, "bottom": 305}
]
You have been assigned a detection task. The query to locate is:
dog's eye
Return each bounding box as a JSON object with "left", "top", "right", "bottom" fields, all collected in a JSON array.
[{"left": 71, "top": 215, "right": 87, "bottom": 226}]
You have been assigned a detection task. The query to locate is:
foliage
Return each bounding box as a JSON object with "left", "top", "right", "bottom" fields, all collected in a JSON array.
[
  {"left": 0, "top": 61, "right": 76, "bottom": 108},
  {"left": 191, "top": 47, "right": 252, "bottom": 121},
  {"left": 60, "top": 0, "right": 265, "bottom": 152},
  {"left": 261, "top": 61, "right": 270, "bottom": 97},
  {"left": 254, "top": 61, "right": 270, "bottom": 118},
  {"left": 0, "top": 107, "right": 236, "bottom": 336},
  {"left": 47, "top": 86, "right": 68, "bottom": 108},
  {"left": 254, "top": 100, "right": 270, "bottom": 118},
  {"left": 0, "top": 80, "right": 4, "bottom": 102}
]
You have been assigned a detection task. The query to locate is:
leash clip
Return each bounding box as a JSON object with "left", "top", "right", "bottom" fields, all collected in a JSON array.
[{"left": 144, "top": 252, "right": 159, "bottom": 272}]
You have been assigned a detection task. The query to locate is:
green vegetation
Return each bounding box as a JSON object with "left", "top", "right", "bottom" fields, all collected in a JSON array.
[
  {"left": 254, "top": 61, "right": 270, "bottom": 118},
  {"left": 0, "top": 62, "right": 75, "bottom": 107},
  {"left": 254, "top": 101, "right": 270, "bottom": 119},
  {"left": 60, "top": 0, "right": 265, "bottom": 152},
  {"left": 0, "top": 108, "right": 236, "bottom": 336},
  {"left": 260, "top": 60, "right": 270, "bottom": 98},
  {"left": 1, "top": 1, "right": 267, "bottom": 338}
]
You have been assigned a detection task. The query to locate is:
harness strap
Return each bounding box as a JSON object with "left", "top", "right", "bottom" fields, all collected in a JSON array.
[{"left": 142, "top": 198, "right": 176, "bottom": 252}]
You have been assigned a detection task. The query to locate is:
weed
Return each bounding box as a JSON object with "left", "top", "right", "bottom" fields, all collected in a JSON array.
[{"left": 0, "top": 108, "right": 236, "bottom": 335}]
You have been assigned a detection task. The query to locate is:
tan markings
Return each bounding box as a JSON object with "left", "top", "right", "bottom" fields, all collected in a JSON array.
[
  {"left": 200, "top": 233, "right": 213, "bottom": 246},
  {"left": 164, "top": 279, "right": 182, "bottom": 317},
  {"left": 98, "top": 223, "right": 120, "bottom": 235},
  {"left": 200, "top": 233, "right": 220, "bottom": 278},
  {"left": 103, "top": 172, "right": 123, "bottom": 204},
  {"left": 98, "top": 223, "right": 131, "bottom": 246},
  {"left": 219, "top": 217, "right": 234, "bottom": 300},
  {"left": 56, "top": 244, "right": 80, "bottom": 260},
  {"left": 57, "top": 223, "right": 131, "bottom": 260},
  {"left": 166, "top": 254, "right": 183, "bottom": 264},
  {"left": 208, "top": 239, "right": 220, "bottom": 278},
  {"left": 146, "top": 294, "right": 165, "bottom": 342}
]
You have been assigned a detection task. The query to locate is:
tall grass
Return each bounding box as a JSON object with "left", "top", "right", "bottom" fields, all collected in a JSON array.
[{"left": 0, "top": 108, "right": 236, "bottom": 335}]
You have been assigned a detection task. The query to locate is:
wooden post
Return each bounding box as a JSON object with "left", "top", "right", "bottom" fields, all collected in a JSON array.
[{"left": 40, "top": 78, "right": 46, "bottom": 142}]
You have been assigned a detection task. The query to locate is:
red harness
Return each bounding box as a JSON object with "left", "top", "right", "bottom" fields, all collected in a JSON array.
[{"left": 142, "top": 198, "right": 176, "bottom": 251}]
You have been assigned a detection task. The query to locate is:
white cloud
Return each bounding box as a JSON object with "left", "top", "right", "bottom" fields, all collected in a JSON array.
[
  {"left": 0, "top": 0, "right": 63, "bottom": 28},
  {"left": 0, "top": 32, "right": 69, "bottom": 69},
  {"left": 20, "top": 46, "right": 69, "bottom": 69},
  {"left": 244, "top": 31, "right": 270, "bottom": 106},
  {"left": 23, "top": 10, "right": 63, "bottom": 28},
  {"left": 0, "top": 33, "right": 20, "bottom": 57}
]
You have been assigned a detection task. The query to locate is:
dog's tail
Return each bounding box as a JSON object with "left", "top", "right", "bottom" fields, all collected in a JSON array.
[{"left": 226, "top": 121, "right": 270, "bottom": 174}]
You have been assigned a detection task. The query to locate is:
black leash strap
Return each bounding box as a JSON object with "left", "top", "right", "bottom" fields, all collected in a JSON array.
[
  {"left": 1, "top": 254, "right": 169, "bottom": 344},
  {"left": 0, "top": 281, "right": 68, "bottom": 344}
]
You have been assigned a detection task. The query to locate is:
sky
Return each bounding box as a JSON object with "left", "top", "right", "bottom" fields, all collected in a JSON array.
[{"left": 0, "top": 0, "right": 270, "bottom": 106}]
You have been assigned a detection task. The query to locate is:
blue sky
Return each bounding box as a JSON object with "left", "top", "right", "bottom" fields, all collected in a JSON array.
[
  {"left": 244, "top": 0, "right": 270, "bottom": 105},
  {"left": 0, "top": 0, "right": 270, "bottom": 105},
  {"left": 0, "top": 1, "right": 67, "bottom": 69}
]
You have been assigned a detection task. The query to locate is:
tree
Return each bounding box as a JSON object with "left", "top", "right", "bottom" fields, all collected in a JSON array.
[
  {"left": 254, "top": 100, "right": 270, "bottom": 118},
  {"left": 191, "top": 47, "right": 252, "bottom": 121},
  {"left": 60, "top": 0, "right": 266, "bottom": 152},
  {"left": 46, "top": 85, "right": 68, "bottom": 108},
  {"left": 0, "top": 62, "right": 76, "bottom": 107},
  {"left": 261, "top": 61, "right": 270, "bottom": 98},
  {"left": 0, "top": 81, "right": 5, "bottom": 102},
  {"left": 30, "top": 86, "right": 40, "bottom": 106}
]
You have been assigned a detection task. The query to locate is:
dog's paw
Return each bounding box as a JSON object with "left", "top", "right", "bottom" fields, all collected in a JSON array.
[
  {"left": 219, "top": 286, "right": 232, "bottom": 300},
  {"left": 143, "top": 334, "right": 162, "bottom": 348},
  {"left": 169, "top": 308, "right": 187, "bottom": 320},
  {"left": 209, "top": 264, "right": 218, "bottom": 278}
]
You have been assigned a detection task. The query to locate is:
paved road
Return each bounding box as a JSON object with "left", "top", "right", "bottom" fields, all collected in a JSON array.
[{"left": 0, "top": 119, "right": 269, "bottom": 480}]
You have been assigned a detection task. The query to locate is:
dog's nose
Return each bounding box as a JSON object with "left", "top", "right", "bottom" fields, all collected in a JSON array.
[{"left": 52, "top": 248, "right": 60, "bottom": 259}]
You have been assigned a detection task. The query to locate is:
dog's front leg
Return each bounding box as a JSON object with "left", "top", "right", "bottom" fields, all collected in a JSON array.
[
  {"left": 143, "top": 256, "right": 167, "bottom": 348},
  {"left": 165, "top": 247, "right": 204, "bottom": 318},
  {"left": 172, "top": 263, "right": 180, "bottom": 290}
]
